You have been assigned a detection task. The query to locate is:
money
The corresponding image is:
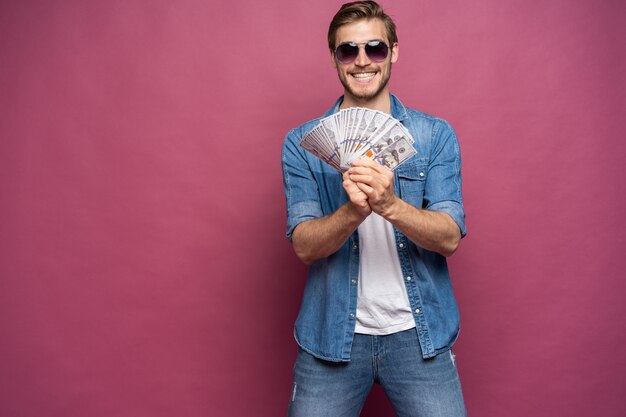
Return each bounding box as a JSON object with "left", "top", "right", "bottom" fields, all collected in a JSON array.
[{"left": 300, "top": 107, "right": 416, "bottom": 171}]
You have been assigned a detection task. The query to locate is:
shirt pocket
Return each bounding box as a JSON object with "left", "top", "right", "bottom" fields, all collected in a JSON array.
[{"left": 397, "top": 163, "right": 428, "bottom": 208}]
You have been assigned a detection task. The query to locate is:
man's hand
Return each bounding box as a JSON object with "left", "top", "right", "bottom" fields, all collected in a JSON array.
[
  {"left": 346, "top": 158, "right": 398, "bottom": 217},
  {"left": 342, "top": 169, "right": 372, "bottom": 218},
  {"left": 347, "top": 157, "right": 461, "bottom": 256},
  {"left": 291, "top": 163, "right": 374, "bottom": 265}
]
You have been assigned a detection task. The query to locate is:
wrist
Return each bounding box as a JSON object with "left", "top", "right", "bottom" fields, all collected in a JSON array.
[
  {"left": 345, "top": 201, "right": 370, "bottom": 223},
  {"left": 380, "top": 196, "right": 403, "bottom": 221}
]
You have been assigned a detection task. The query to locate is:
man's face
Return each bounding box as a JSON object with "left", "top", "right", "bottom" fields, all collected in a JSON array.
[{"left": 332, "top": 19, "right": 398, "bottom": 103}]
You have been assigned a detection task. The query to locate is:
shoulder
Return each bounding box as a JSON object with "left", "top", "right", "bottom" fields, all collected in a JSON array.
[
  {"left": 394, "top": 100, "right": 461, "bottom": 160},
  {"left": 404, "top": 107, "right": 455, "bottom": 137},
  {"left": 281, "top": 113, "right": 330, "bottom": 170},
  {"left": 391, "top": 95, "right": 455, "bottom": 138}
]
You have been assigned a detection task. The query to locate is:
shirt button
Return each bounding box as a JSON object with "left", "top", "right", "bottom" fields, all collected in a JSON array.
[
  {"left": 419, "top": 172, "right": 425, "bottom": 177},
  {"left": 399, "top": 243, "right": 405, "bottom": 248},
  {"left": 406, "top": 276, "right": 412, "bottom": 281},
  {"left": 351, "top": 279, "right": 357, "bottom": 285},
  {"left": 415, "top": 308, "right": 420, "bottom": 314},
  {"left": 353, "top": 244, "right": 358, "bottom": 250},
  {"left": 350, "top": 313, "right": 355, "bottom": 319}
]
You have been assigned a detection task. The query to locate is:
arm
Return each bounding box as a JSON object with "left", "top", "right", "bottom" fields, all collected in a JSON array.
[
  {"left": 292, "top": 202, "right": 365, "bottom": 265},
  {"left": 292, "top": 174, "right": 371, "bottom": 265},
  {"left": 347, "top": 158, "right": 461, "bottom": 257},
  {"left": 380, "top": 196, "right": 461, "bottom": 256}
]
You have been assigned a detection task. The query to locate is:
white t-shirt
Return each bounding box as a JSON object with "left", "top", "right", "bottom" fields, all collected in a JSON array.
[{"left": 355, "top": 213, "right": 416, "bottom": 335}]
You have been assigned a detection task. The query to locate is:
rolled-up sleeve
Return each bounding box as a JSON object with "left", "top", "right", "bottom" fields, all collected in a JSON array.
[
  {"left": 424, "top": 120, "right": 466, "bottom": 237},
  {"left": 282, "top": 129, "right": 324, "bottom": 241}
]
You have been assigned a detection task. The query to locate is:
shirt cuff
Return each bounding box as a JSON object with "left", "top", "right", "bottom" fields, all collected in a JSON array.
[
  {"left": 286, "top": 200, "right": 324, "bottom": 240},
  {"left": 426, "top": 200, "right": 466, "bottom": 237}
]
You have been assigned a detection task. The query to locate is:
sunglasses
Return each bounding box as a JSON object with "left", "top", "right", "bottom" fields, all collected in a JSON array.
[{"left": 334, "top": 40, "right": 390, "bottom": 64}]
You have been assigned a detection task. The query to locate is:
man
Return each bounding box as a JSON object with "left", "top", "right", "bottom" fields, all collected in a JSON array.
[{"left": 281, "top": 2, "right": 467, "bottom": 416}]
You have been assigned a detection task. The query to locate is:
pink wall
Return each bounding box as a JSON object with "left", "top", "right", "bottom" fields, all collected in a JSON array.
[{"left": 1, "top": 1, "right": 624, "bottom": 416}]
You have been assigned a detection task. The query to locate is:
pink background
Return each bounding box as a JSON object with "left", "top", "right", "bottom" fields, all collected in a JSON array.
[{"left": 1, "top": 1, "right": 625, "bottom": 416}]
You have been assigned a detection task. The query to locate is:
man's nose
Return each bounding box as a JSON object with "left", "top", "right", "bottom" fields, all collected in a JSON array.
[{"left": 353, "top": 46, "right": 371, "bottom": 66}]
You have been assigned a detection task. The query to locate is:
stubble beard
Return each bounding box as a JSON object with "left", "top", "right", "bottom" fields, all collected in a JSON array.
[{"left": 339, "top": 64, "right": 392, "bottom": 102}]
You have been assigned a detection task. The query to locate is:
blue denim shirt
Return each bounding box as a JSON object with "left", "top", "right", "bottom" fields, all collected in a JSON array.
[{"left": 282, "top": 94, "right": 466, "bottom": 361}]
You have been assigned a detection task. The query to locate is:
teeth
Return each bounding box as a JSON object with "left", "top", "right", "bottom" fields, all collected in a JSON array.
[{"left": 352, "top": 72, "right": 375, "bottom": 78}]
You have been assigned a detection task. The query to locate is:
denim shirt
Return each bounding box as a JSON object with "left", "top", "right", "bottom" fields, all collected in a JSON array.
[{"left": 281, "top": 94, "right": 466, "bottom": 361}]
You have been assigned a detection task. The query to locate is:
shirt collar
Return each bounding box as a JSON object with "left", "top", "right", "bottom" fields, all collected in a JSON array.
[{"left": 325, "top": 93, "right": 408, "bottom": 122}]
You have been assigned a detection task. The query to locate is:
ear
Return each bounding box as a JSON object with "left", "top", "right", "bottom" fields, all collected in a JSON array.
[
  {"left": 390, "top": 42, "right": 399, "bottom": 64},
  {"left": 330, "top": 50, "right": 338, "bottom": 69}
]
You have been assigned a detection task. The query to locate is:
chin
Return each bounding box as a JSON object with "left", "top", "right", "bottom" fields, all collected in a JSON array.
[
  {"left": 340, "top": 72, "right": 391, "bottom": 103},
  {"left": 351, "top": 91, "right": 379, "bottom": 101},
  {"left": 346, "top": 82, "right": 388, "bottom": 102}
]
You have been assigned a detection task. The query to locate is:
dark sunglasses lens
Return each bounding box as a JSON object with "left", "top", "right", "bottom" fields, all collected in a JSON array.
[
  {"left": 336, "top": 44, "right": 359, "bottom": 64},
  {"left": 365, "top": 41, "right": 388, "bottom": 62}
]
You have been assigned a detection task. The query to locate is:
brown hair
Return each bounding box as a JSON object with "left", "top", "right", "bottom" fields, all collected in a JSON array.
[{"left": 327, "top": 1, "right": 398, "bottom": 51}]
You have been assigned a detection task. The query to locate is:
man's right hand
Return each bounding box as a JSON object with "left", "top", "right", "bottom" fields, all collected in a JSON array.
[
  {"left": 291, "top": 174, "right": 371, "bottom": 265},
  {"left": 342, "top": 170, "right": 372, "bottom": 218}
]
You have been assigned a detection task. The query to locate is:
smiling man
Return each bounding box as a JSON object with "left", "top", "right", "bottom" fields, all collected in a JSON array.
[{"left": 281, "top": 2, "right": 468, "bottom": 416}]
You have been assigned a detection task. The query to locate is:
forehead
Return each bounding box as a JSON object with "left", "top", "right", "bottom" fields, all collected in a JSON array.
[{"left": 335, "top": 19, "right": 387, "bottom": 46}]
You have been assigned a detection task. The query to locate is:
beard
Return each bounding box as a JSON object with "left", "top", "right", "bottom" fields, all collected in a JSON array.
[{"left": 338, "top": 63, "right": 392, "bottom": 102}]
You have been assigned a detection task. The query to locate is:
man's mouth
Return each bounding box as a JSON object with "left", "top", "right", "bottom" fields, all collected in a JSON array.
[{"left": 351, "top": 72, "right": 377, "bottom": 80}]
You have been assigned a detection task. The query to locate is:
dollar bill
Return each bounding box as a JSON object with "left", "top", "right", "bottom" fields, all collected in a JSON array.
[{"left": 300, "top": 107, "right": 416, "bottom": 172}]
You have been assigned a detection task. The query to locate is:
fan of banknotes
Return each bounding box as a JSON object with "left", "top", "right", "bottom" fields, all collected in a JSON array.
[{"left": 300, "top": 107, "right": 416, "bottom": 172}]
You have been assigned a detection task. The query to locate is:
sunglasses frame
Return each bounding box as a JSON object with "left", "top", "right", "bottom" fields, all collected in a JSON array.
[{"left": 334, "top": 40, "right": 391, "bottom": 64}]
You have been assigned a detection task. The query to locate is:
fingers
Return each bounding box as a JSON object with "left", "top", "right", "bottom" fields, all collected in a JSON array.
[
  {"left": 346, "top": 158, "right": 396, "bottom": 216},
  {"left": 342, "top": 174, "right": 371, "bottom": 216},
  {"left": 351, "top": 157, "right": 390, "bottom": 175},
  {"left": 342, "top": 172, "right": 368, "bottom": 200},
  {"left": 342, "top": 177, "right": 362, "bottom": 195},
  {"left": 348, "top": 158, "right": 392, "bottom": 182},
  {"left": 354, "top": 181, "right": 374, "bottom": 195},
  {"left": 347, "top": 167, "right": 392, "bottom": 192},
  {"left": 343, "top": 175, "right": 368, "bottom": 198}
]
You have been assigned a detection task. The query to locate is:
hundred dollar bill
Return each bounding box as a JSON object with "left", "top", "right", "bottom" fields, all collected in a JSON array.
[{"left": 299, "top": 107, "right": 416, "bottom": 172}]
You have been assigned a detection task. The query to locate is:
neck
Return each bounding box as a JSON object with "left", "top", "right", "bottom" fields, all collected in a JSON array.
[{"left": 339, "top": 90, "right": 392, "bottom": 114}]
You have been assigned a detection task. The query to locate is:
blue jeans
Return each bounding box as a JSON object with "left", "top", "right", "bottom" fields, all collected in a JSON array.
[{"left": 288, "top": 329, "right": 466, "bottom": 417}]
